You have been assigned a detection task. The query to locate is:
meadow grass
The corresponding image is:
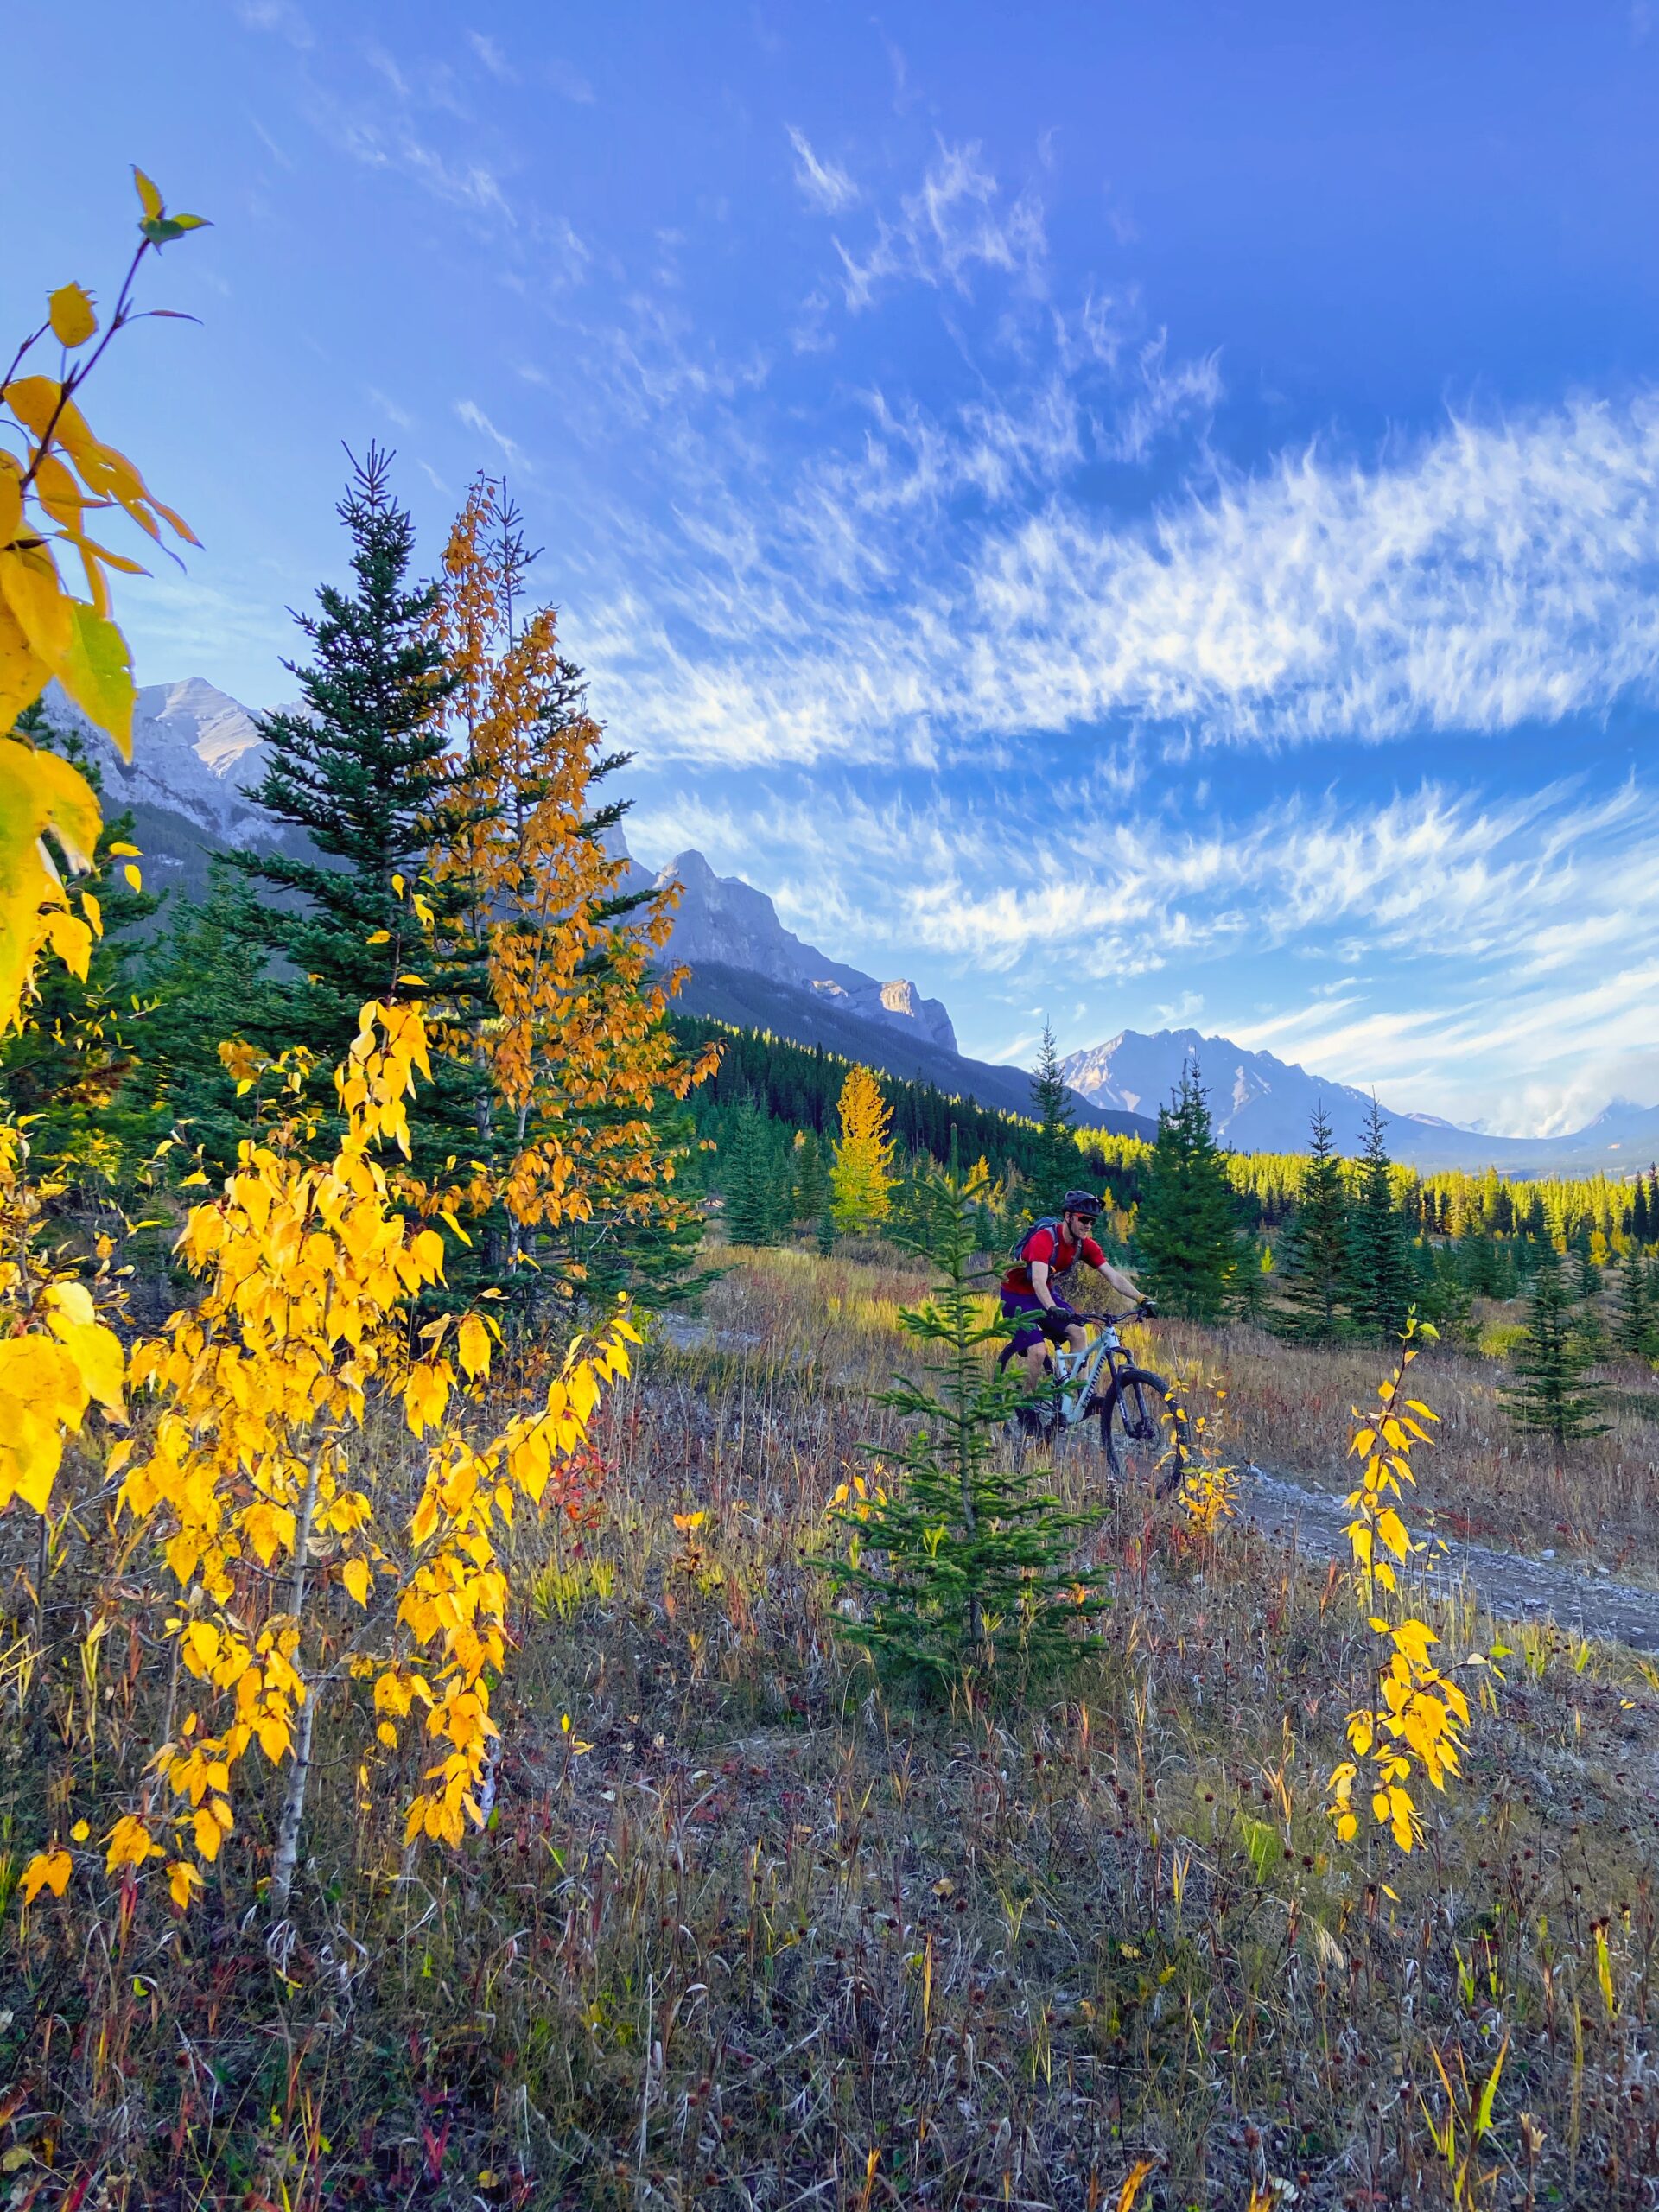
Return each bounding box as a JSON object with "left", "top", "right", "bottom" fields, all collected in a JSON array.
[{"left": 3, "top": 1243, "right": 1659, "bottom": 2207}]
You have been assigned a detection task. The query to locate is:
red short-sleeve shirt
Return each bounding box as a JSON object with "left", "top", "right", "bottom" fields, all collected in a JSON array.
[{"left": 1001, "top": 1225, "right": 1105, "bottom": 1298}]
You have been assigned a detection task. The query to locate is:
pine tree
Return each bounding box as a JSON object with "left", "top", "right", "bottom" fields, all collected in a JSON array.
[
  {"left": 1614, "top": 1246, "right": 1657, "bottom": 1362},
  {"left": 792, "top": 1128, "right": 830, "bottom": 1226},
  {"left": 230, "top": 446, "right": 461, "bottom": 1078},
  {"left": 140, "top": 866, "right": 277, "bottom": 1166},
  {"left": 1274, "top": 1100, "right": 1351, "bottom": 1340},
  {"left": 1344, "top": 1100, "right": 1412, "bottom": 1341},
  {"left": 1028, "top": 1020, "right": 1077, "bottom": 1210},
  {"left": 1632, "top": 1178, "right": 1650, "bottom": 1245},
  {"left": 722, "top": 1101, "right": 784, "bottom": 1247},
  {"left": 1502, "top": 1244, "right": 1607, "bottom": 1446},
  {"left": 820, "top": 1168, "right": 1106, "bottom": 1691},
  {"left": 1135, "top": 1060, "right": 1241, "bottom": 1322},
  {"left": 830, "top": 1064, "right": 896, "bottom": 1233}
]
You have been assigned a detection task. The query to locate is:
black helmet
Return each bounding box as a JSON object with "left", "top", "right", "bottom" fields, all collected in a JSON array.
[{"left": 1061, "top": 1189, "right": 1102, "bottom": 1217}]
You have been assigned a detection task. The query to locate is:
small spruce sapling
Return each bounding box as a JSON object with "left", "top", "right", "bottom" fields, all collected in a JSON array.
[
  {"left": 821, "top": 1167, "right": 1107, "bottom": 1694},
  {"left": 1501, "top": 1243, "right": 1607, "bottom": 1448}
]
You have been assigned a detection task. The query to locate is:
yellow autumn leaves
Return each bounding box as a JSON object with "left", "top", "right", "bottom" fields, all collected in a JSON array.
[
  {"left": 6, "top": 188, "right": 648, "bottom": 1923},
  {"left": 1327, "top": 1325, "right": 1480, "bottom": 1854},
  {"left": 0, "top": 1266, "right": 124, "bottom": 1516},
  {"left": 1, "top": 165, "right": 204, "bottom": 1030}
]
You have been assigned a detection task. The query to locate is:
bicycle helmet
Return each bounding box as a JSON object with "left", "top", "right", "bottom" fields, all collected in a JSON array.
[{"left": 1061, "top": 1188, "right": 1103, "bottom": 1217}]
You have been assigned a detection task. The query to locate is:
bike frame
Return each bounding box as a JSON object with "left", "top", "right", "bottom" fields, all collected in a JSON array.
[{"left": 1046, "top": 1311, "right": 1139, "bottom": 1427}]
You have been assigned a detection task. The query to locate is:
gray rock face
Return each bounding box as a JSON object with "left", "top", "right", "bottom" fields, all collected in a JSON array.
[
  {"left": 655, "top": 847, "right": 958, "bottom": 1052},
  {"left": 70, "top": 678, "right": 279, "bottom": 847}
]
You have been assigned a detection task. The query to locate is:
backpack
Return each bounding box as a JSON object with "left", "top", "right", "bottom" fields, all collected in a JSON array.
[{"left": 1009, "top": 1216, "right": 1065, "bottom": 1268}]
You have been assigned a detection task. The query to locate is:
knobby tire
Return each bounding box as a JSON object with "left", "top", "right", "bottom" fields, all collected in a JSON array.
[{"left": 1099, "top": 1364, "right": 1188, "bottom": 1497}]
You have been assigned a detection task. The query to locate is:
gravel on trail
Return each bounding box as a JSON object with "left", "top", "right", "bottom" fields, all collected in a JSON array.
[{"left": 1243, "top": 1463, "right": 1659, "bottom": 1656}]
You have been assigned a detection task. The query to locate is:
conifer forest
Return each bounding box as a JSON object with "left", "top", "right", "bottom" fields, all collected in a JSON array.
[{"left": 7, "top": 68, "right": 1659, "bottom": 2212}]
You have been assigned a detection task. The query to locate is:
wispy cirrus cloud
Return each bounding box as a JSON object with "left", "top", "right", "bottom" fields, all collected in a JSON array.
[
  {"left": 787, "top": 126, "right": 858, "bottom": 213},
  {"left": 583, "top": 390, "right": 1659, "bottom": 771},
  {"left": 831, "top": 138, "right": 1047, "bottom": 309}
]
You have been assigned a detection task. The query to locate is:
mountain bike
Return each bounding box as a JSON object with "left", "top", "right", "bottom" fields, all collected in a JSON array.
[{"left": 1005, "top": 1306, "right": 1189, "bottom": 1495}]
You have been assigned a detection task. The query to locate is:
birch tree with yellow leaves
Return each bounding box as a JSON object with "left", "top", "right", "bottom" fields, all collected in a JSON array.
[{"left": 4, "top": 198, "right": 640, "bottom": 1928}]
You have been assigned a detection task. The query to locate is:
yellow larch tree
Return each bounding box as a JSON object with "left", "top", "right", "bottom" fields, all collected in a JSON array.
[
  {"left": 830, "top": 1063, "right": 896, "bottom": 1233},
  {"left": 426, "top": 475, "right": 715, "bottom": 1296}
]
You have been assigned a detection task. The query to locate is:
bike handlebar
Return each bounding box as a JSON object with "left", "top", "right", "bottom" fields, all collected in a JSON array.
[{"left": 1071, "top": 1302, "right": 1155, "bottom": 1326}]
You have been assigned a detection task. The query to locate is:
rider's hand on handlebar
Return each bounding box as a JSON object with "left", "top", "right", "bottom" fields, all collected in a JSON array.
[{"left": 1137, "top": 1296, "right": 1158, "bottom": 1318}]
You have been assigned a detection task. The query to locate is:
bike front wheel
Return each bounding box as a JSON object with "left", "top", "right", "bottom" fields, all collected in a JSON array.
[{"left": 1099, "top": 1366, "right": 1188, "bottom": 1496}]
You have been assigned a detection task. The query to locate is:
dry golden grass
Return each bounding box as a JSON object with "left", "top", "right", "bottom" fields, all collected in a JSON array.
[
  {"left": 1155, "top": 1313, "right": 1659, "bottom": 1579},
  {"left": 4, "top": 1243, "right": 1659, "bottom": 2208}
]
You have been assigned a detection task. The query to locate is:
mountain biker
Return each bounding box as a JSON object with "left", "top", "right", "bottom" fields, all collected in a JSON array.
[{"left": 1001, "top": 1188, "right": 1151, "bottom": 1399}]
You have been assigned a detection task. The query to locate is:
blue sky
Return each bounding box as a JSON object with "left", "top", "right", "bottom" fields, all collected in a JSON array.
[{"left": 11, "top": 1, "right": 1659, "bottom": 1134}]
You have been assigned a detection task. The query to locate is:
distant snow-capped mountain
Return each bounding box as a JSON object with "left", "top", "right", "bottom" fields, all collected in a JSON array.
[
  {"left": 67, "top": 677, "right": 279, "bottom": 847},
  {"left": 1062, "top": 1027, "right": 1659, "bottom": 1174}
]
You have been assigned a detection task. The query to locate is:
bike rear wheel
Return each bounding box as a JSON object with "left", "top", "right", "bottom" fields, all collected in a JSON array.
[{"left": 1099, "top": 1366, "right": 1188, "bottom": 1495}]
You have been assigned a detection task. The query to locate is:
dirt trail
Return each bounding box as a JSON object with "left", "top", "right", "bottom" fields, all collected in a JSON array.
[{"left": 1243, "top": 1463, "right": 1659, "bottom": 1655}]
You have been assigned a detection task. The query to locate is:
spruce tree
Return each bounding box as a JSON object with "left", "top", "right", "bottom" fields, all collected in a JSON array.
[
  {"left": 1632, "top": 1178, "right": 1650, "bottom": 1246},
  {"left": 1274, "top": 1100, "right": 1351, "bottom": 1340},
  {"left": 1344, "top": 1099, "right": 1412, "bottom": 1341},
  {"left": 1135, "top": 1060, "right": 1241, "bottom": 1322},
  {"left": 1029, "top": 1020, "right": 1078, "bottom": 1211},
  {"left": 820, "top": 1168, "right": 1106, "bottom": 1692},
  {"left": 792, "top": 1128, "right": 830, "bottom": 1227},
  {"left": 230, "top": 446, "right": 461, "bottom": 1071},
  {"left": 721, "top": 1101, "right": 783, "bottom": 1247},
  {"left": 141, "top": 865, "right": 282, "bottom": 1166},
  {"left": 1502, "top": 1244, "right": 1607, "bottom": 1446},
  {"left": 1615, "top": 1246, "right": 1657, "bottom": 1362}
]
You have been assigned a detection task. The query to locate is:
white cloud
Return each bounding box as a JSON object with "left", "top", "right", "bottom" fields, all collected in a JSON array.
[
  {"left": 454, "top": 398, "right": 523, "bottom": 467},
  {"left": 469, "top": 31, "right": 513, "bottom": 81},
  {"left": 787, "top": 127, "right": 859, "bottom": 214},
  {"left": 582, "top": 391, "right": 1659, "bottom": 771},
  {"left": 238, "top": 0, "right": 311, "bottom": 46},
  {"left": 833, "top": 139, "right": 1046, "bottom": 310}
]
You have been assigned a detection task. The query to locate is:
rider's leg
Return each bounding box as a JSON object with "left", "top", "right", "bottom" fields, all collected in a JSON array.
[{"left": 1021, "top": 1339, "right": 1050, "bottom": 1388}]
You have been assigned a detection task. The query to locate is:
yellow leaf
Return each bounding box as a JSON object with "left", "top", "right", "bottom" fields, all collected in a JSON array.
[
  {"left": 48, "top": 283, "right": 98, "bottom": 349},
  {"left": 166, "top": 1858, "right": 203, "bottom": 1910},
  {"left": 105, "top": 1812, "right": 161, "bottom": 1872},
  {"left": 133, "top": 167, "right": 163, "bottom": 219},
  {"left": 0, "top": 541, "right": 72, "bottom": 668},
  {"left": 341, "top": 1555, "right": 371, "bottom": 1606},
  {"left": 1116, "top": 2158, "right": 1158, "bottom": 2212},
  {"left": 70, "top": 1818, "right": 89, "bottom": 1842},
  {"left": 18, "top": 1847, "right": 72, "bottom": 1905},
  {"left": 457, "top": 1313, "right": 491, "bottom": 1382},
  {"left": 54, "top": 600, "right": 135, "bottom": 755},
  {"left": 0, "top": 461, "right": 22, "bottom": 549},
  {"left": 0, "top": 736, "right": 104, "bottom": 1029},
  {"left": 46, "top": 1312, "right": 125, "bottom": 1416}
]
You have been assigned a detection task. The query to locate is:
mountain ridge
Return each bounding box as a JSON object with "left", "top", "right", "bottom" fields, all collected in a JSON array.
[
  {"left": 1062, "top": 1027, "right": 1659, "bottom": 1175},
  {"left": 60, "top": 676, "right": 1659, "bottom": 1173}
]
